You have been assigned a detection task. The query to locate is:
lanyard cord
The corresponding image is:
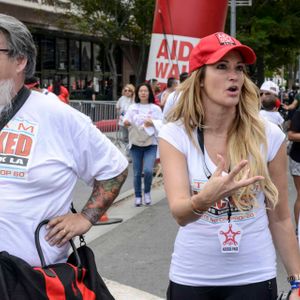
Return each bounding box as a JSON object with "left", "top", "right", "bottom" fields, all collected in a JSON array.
[
  {"left": 196, "top": 127, "right": 212, "bottom": 179},
  {"left": 197, "top": 127, "right": 232, "bottom": 223}
]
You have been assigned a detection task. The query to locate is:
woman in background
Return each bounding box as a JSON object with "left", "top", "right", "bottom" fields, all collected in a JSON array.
[
  {"left": 124, "top": 83, "right": 163, "bottom": 207},
  {"left": 116, "top": 84, "right": 135, "bottom": 159}
]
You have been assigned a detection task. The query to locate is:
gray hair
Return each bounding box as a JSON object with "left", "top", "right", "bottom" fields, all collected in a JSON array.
[{"left": 0, "top": 14, "right": 36, "bottom": 78}]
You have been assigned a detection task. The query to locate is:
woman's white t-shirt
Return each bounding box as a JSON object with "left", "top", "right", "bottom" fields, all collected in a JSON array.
[
  {"left": 116, "top": 96, "right": 133, "bottom": 126},
  {"left": 0, "top": 91, "right": 128, "bottom": 266},
  {"left": 124, "top": 103, "right": 163, "bottom": 147},
  {"left": 159, "top": 120, "right": 285, "bottom": 286}
]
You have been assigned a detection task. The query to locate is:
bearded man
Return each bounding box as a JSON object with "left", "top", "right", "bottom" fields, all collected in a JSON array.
[{"left": 0, "top": 14, "right": 128, "bottom": 267}]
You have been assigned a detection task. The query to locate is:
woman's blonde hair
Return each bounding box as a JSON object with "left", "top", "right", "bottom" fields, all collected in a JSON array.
[
  {"left": 122, "top": 84, "right": 135, "bottom": 97},
  {"left": 168, "top": 68, "right": 278, "bottom": 210}
]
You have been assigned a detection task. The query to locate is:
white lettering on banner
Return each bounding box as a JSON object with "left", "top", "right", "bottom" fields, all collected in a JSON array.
[{"left": 146, "top": 33, "right": 200, "bottom": 84}]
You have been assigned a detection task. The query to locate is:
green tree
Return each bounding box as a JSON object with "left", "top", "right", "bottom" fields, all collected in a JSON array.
[
  {"left": 66, "top": 0, "right": 155, "bottom": 98},
  {"left": 67, "top": 0, "right": 133, "bottom": 100},
  {"left": 228, "top": 0, "right": 300, "bottom": 87},
  {"left": 121, "top": 0, "right": 155, "bottom": 84}
]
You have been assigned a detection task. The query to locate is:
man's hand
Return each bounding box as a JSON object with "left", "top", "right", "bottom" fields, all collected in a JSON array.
[{"left": 45, "top": 213, "right": 92, "bottom": 247}]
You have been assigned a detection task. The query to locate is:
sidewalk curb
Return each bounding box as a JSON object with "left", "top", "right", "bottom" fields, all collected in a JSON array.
[{"left": 104, "top": 278, "right": 164, "bottom": 300}]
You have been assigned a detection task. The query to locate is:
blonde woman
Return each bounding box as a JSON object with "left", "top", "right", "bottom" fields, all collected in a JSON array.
[
  {"left": 159, "top": 32, "right": 300, "bottom": 299},
  {"left": 116, "top": 84, "right": 135, "bottom": 158}
]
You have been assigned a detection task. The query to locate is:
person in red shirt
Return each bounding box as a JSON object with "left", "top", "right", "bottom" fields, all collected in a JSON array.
[{"left": 48, "top": 78, "right": 69, "bottom": 104}]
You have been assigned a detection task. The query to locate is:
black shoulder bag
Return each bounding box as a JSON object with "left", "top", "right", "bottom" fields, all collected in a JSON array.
[{"left": 0, "top": 219, "right": 115, "bottom": 300}]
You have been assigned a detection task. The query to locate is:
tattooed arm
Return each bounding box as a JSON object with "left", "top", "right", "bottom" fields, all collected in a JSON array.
[
  {"left": 45, "top": 167, "right": 128, "bottom": 246},
  {"left": 81, "top": 167, "right": 128, "bottom": 224}
]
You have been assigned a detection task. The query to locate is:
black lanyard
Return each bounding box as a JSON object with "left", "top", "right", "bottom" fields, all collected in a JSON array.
[
  {"left": 196, "top": 127, "right": 232, "bottom": 222},
  {"left": 0, "top": 86, "right": 31, "bottom": 132}
]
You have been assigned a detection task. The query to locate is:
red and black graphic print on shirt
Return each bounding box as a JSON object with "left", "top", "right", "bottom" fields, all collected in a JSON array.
[
  {"left": 0, "top": 118, "right": 38, "bottom": 180},
  {"left": 191, "top": 178, "right": 256, "bottom": 224}
]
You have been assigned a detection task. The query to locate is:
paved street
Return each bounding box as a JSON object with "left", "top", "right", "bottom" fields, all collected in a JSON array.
[{"left": 73, "top": 163, "right": 296, "bottom": 299}]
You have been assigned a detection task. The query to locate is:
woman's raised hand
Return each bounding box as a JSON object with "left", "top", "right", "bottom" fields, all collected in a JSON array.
[{"left": 194, "top": 154, "right": 264, "bottom": 209}]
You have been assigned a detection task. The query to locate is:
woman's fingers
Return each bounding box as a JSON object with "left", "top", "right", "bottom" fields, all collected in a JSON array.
[
  {"left": 236, "top": 175, "right": 264, "bottom": 190},
  {"left": 227, "top": 160, "right": 248, "bottom": 180}
]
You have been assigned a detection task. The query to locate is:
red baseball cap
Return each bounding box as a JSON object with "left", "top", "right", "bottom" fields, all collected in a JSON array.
[{"left": 189, "top": 32, "right": 256, "bottom": 72}]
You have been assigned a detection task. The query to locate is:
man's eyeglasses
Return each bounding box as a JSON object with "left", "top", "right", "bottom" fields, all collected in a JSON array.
[{"left": 0, "top": 49, "right": 9, "bottom": 52}]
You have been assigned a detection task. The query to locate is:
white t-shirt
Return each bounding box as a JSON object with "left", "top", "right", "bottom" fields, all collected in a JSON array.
[
  {"left": 116, "top": 96, "right": 133, "bottom": 126},
  {"left": 159, "top": 120, "right": 285, "bottom": 286},
  {"left": 260, "top": 110, "right": 284, "bottom": 127},
  {"left": 0, "top": 91, "right": 128, "bottom": 266},
  {"left": 41, "top": 88, "right": 60, "bottom": 102},
  {"left": 163, "top": 91, "right": 181, "bottom": 122},
  {"left": 124, "top": 103, "right": 163, "bottom": 147}
]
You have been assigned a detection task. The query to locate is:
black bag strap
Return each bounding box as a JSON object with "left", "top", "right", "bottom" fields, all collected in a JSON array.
[
  {"left": 0, "top": 86, "right": 31, "bottom": 132},
  {"left": 35, "top": 220, "right": 83, "bottom": 279}
]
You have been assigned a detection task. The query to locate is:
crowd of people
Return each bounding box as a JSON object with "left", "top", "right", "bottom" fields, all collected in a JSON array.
[{"left": 2, "top": 12, "right": 300, "bottom": 299}]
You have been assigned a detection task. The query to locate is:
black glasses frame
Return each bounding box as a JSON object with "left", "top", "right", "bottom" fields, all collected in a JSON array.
[{"left": 0, "top": 49, "right": 9, "bottom": 52}]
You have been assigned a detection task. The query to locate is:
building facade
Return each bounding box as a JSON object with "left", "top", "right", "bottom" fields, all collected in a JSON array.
[{"left": 0, "top": 0, "right": 135, "bottom": 99}]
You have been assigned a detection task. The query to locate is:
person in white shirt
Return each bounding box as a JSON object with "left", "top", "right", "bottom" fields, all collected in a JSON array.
[
  {"left": 0, "top": 13, "right": 128, "bottom": 267},
  {"left": 116, "top": 84, "right": 135, "bottom": 146},
  {"left": 159, "top": 77, "right": 178, "bottom": 109},
  {"left": 123, "top": 83, "right": 163, "bottom": 206},
  {"left": 159, "top": 32, "right": 300, "bottom": 299},
  {"left": 163, "top": 72, "right": 189, "bottom": 122},
  {"left": 260, "top": 93, "right": 284, "bottom": 128}
]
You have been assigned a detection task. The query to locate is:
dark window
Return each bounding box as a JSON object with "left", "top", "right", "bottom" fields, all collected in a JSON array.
[
  {"left": 93, "top": 44, "right": 102, "bottom": 72},
  {"left": 70, "top": 40, "right": 80, "bottom": 71},
  {"left": 33, "top": 35, "right": 41, "bottom": 71},
  {"left": 41, "top": 38, "right": 55, "bottom": 69},
  {"left": 56, "top": 38, "right": 68, "bottom": 70},
  {"left": 81, "top": 41, "right": 91, "bottom": 71}
]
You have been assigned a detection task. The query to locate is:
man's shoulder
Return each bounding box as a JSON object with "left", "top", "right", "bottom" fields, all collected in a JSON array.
[{"left": 29, "top": 91, "right": 87, "bottom": 120}]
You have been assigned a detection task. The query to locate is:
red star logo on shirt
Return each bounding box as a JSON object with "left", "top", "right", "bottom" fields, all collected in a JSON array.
[{"left": 220, "top": 224, "right": 241, "bottom": 246}]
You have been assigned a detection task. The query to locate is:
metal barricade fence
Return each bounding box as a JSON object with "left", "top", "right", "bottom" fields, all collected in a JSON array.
[
  {"left": 69, "top": 100, "right": 123, "bottom": 145},
  {"left": 70, "top": 100, "right": 117, "bottom": 122}
]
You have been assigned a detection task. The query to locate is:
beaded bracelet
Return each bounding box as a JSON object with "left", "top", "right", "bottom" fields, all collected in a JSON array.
[{"left": 288, "top": 274, "right": 300, "bottom": 282}]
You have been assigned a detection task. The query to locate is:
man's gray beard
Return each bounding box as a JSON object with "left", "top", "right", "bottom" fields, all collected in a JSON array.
[{"left": 0, "top": 79, "right": 16, "bottom": 115}]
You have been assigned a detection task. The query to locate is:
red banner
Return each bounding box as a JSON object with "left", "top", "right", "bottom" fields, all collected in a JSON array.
[{"left": 146, "top": 0, "right": 228, "bottom": 84}]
